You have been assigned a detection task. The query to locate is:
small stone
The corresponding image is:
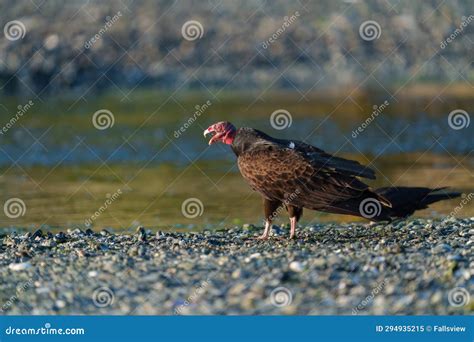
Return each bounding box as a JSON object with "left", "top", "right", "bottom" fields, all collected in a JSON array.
[
  {"left": 97, "top": 243, "right": 109, "bottom": 251},
  {"left": 138, "top": 245, "right": 146, "bottom": 257},
  {"left": 36, "top": 287, "right": 51, "bottom": 295},
  {"left": 31, "top": 229, "right": 43, "bottom": 240},
  {"left": 403, "top": 271, "right": 417, "bottom": 280},
  {"left": 433, "top": 244, "right": 452, "bottom": 254},
  {"left": 313, "top": 258, "right": 326, "bottom": 268},
  {"left": 9, "top": 262, "right": 32, "bottom": 271},
  {"left": 128, "top": 246, "right": 139, "bottom": 256},
  {"left": 136, "top": 226, "right": 146, "bottom": 242},
  {"left": 40, "top": 240, "right": 56, "bottom": 248},
  {"left": 232, "top": 268, "right": 242, "bottom": 279},
  {"left": 54, "top": 232, "right": 68, "bottom": 243},
  {"left": 289, "top": 261, "right": 304, "bottom": 273},
  {"left": 55, "top": 300, "right": 66, "bottom": 309},
  {"left": 447, "top": 254, "right": 463, "bottom": 261},
  {"left": 71, "top": 228, "right": 84, "bottom": 235}
]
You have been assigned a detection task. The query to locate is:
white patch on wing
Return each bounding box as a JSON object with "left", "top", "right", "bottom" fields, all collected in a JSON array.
[{"left": 289, "top": 142, "right": 295, "bottom": 149}]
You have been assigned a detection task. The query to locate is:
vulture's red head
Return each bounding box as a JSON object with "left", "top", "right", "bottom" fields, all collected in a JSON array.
[{"left": 203, "top": 121, "right": 236, "bottom": 145}]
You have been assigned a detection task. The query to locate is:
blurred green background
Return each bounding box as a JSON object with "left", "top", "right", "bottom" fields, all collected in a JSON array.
[{"left": 0, "top": 0, "right": 472, "bottom": 231}]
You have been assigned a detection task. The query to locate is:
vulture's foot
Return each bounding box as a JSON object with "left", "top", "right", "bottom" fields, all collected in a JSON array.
[
  {"left": 256, "top": 221, "right": 272, "bottom": 240},
  {"left": 289, "top": 217, "right": 297, "bottom": 240},
  {"left": 256, "top": 233, "right": 270, "bottom": 240}
]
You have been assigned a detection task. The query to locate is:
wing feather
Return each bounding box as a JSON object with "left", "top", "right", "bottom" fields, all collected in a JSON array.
[{"left": 237, "top": 140, "right": 380, "bottom": 210}]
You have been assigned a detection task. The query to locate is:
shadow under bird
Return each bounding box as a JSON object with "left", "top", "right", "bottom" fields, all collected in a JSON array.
[{"left": 204, "top": 121, "right": 461, "bottom": 239}]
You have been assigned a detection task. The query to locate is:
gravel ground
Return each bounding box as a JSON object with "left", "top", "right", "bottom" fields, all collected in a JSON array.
[{"left": 0, "top": 218, "right": 473, "bottom": 315}]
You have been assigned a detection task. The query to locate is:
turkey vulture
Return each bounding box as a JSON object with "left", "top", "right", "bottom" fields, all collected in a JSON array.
[{"left": 203, "top": 121, "right": 461, "bottom": 239}]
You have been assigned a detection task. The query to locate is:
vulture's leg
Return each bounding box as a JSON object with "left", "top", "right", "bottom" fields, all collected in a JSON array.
[
  {"left": 286, "top": 205, "right": 303, "bottom": 239},
  {"left": 258, "top": 198, "right": 282, "bottom": 240}
]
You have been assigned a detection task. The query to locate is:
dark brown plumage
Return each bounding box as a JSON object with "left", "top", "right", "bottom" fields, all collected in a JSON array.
[{"left": 204, "top": 121, "right": 461, "bottom": 239}]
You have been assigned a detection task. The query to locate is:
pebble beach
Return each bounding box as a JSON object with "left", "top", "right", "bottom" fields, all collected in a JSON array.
[{"left": 1, "top": 218, "right": 473, "bottom": 315}]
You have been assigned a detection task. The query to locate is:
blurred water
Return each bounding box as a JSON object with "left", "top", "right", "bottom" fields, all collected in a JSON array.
[
  {"left": 0, "top": 109, "right": 472, "bottom": 167},
  {"left": 0, "top": 90, "right": 472, "bottom": 230}
]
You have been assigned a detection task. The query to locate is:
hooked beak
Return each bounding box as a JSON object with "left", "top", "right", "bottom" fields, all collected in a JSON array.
[
  {"left": 203, "top": 126, "right": 219, "bottom": 145},
  {"left": 203, "top": 127, "right": 213, "bottom": 137}
]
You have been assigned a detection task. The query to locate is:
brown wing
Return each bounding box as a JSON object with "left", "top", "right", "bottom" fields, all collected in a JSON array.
[{"left": 237, "top": 141, "right": 386, "bottom": 212}]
